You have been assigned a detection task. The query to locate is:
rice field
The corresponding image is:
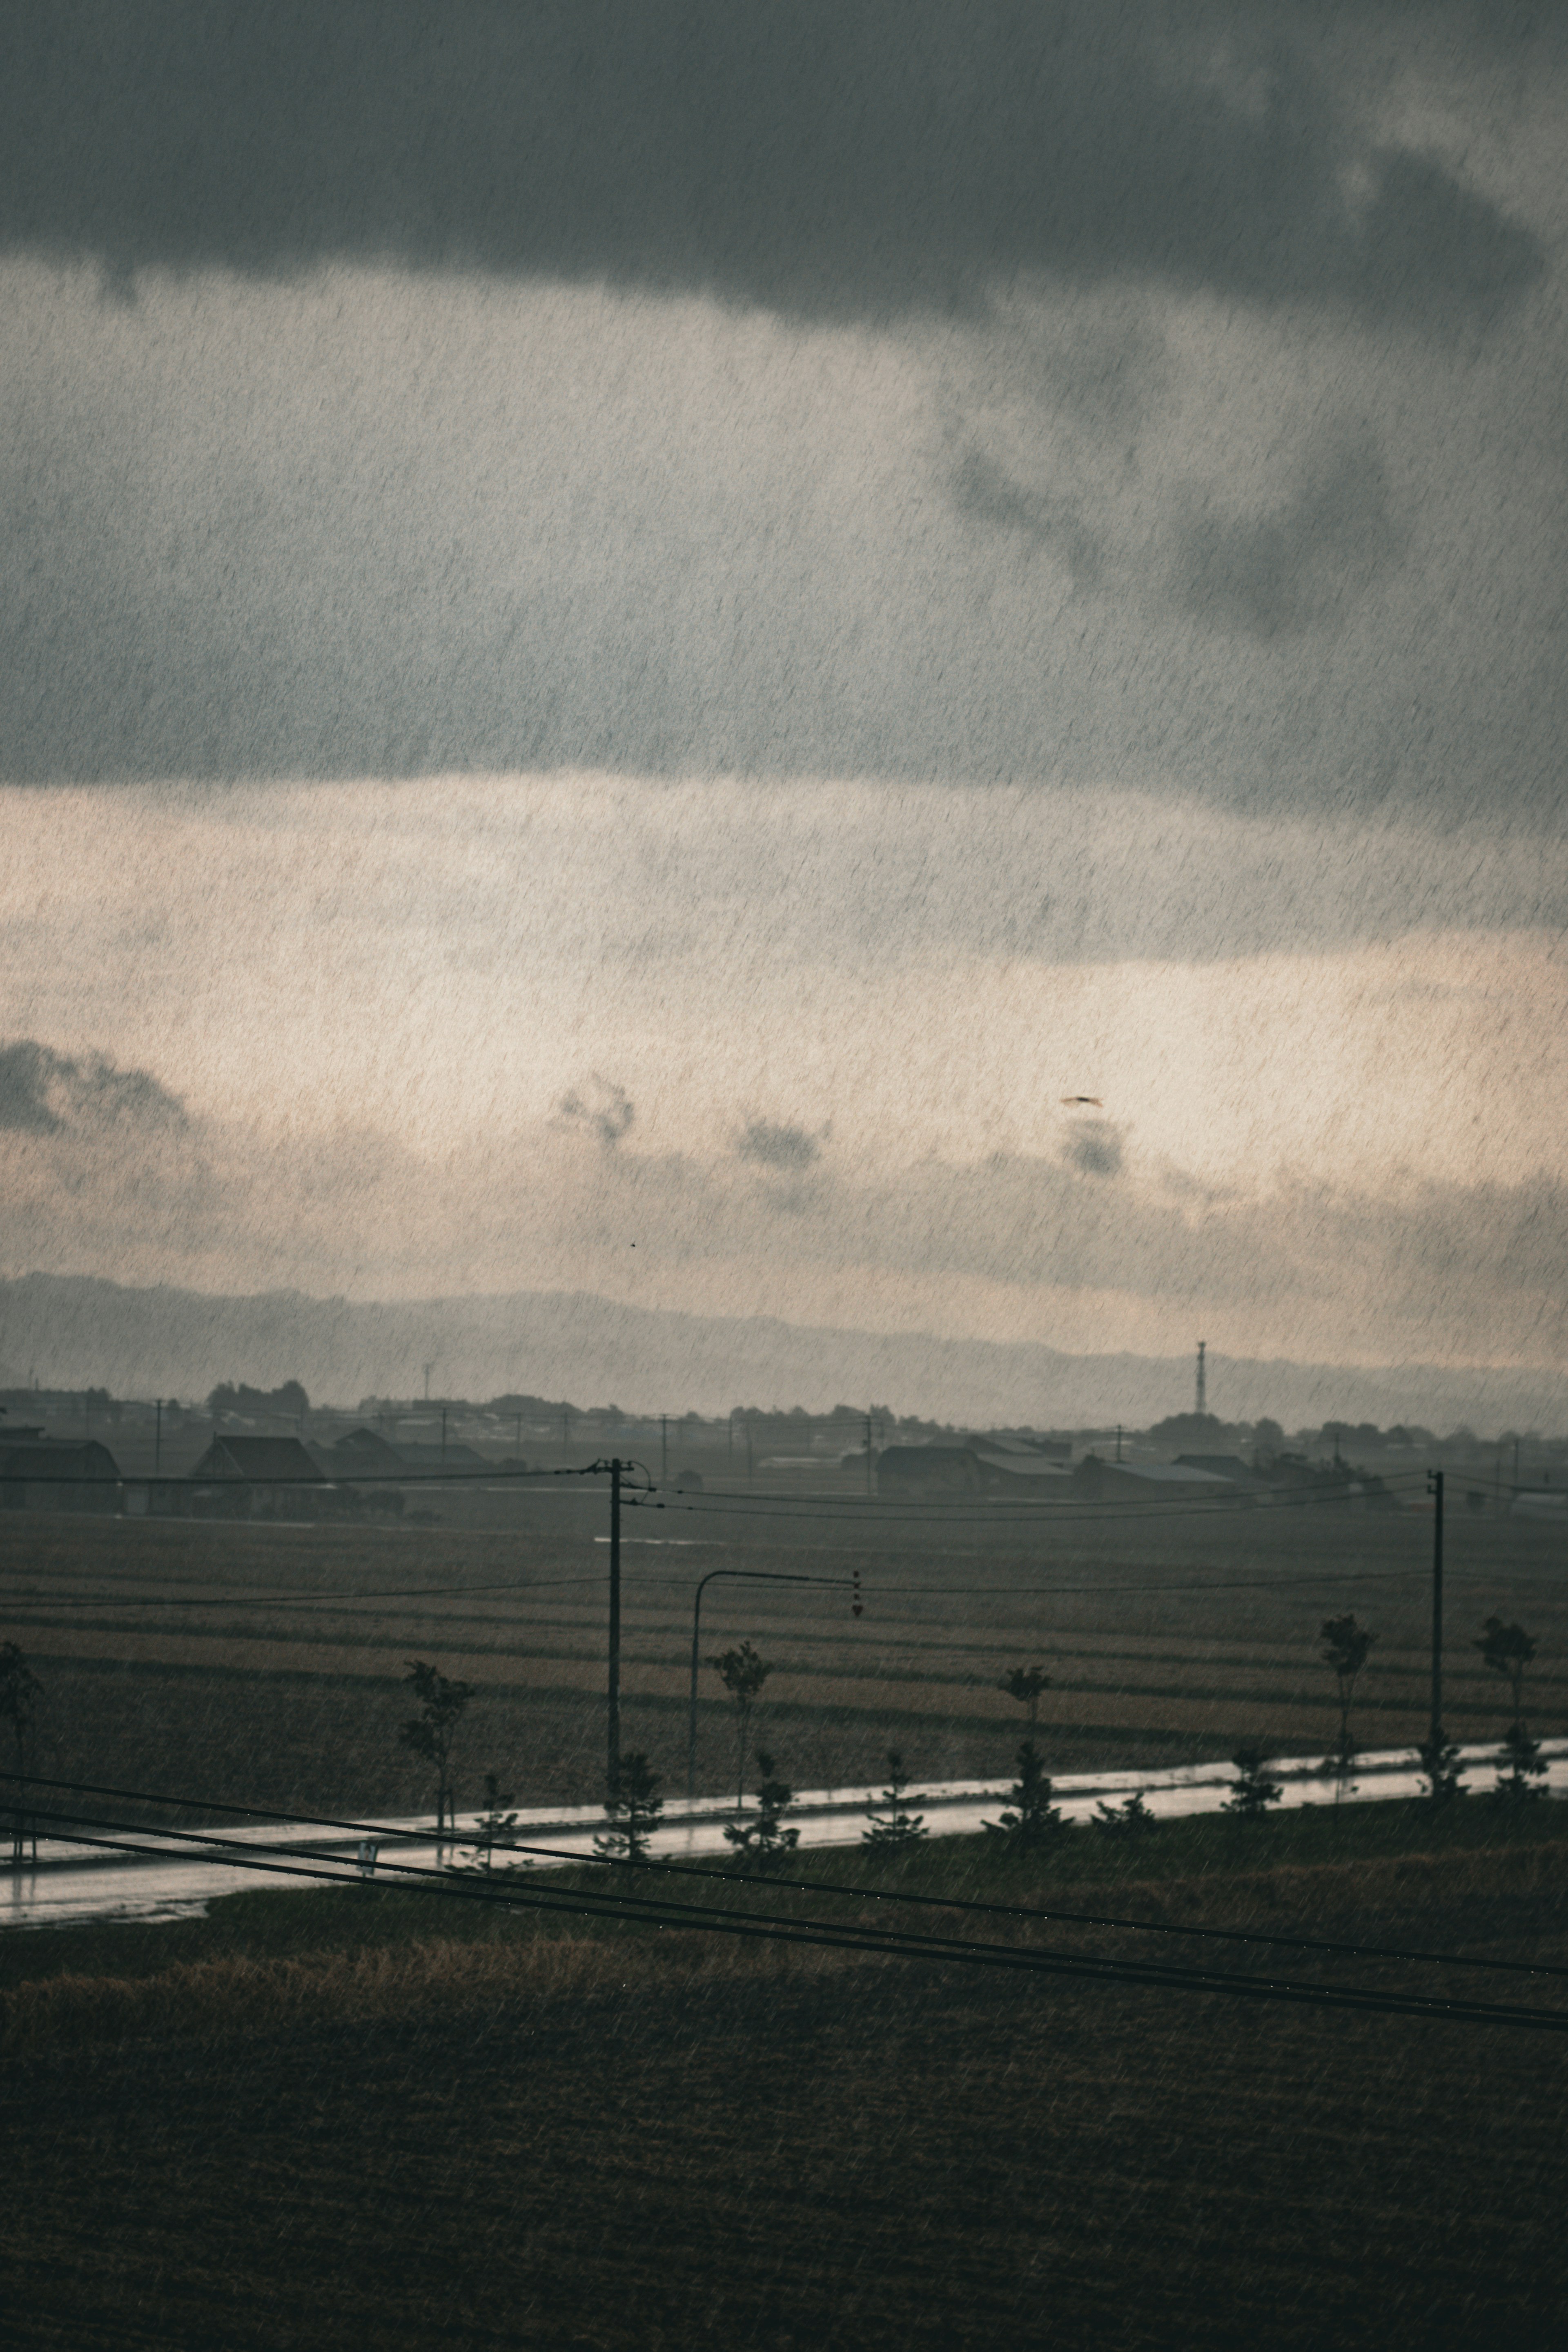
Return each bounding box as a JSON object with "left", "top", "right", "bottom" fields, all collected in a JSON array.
[{"left": 1, "top": 1488, "right": 1563, "bottom": 1821}]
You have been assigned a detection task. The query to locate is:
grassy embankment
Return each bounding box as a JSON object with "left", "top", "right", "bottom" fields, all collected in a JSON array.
[{"left": 5, "top": 1795, "right": 1566, "bottom": 2047}]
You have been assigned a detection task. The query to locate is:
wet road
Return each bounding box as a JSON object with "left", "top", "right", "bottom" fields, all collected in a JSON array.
[{"left": 6, "top": 1738, "right": 1566, "bottom": 1931}]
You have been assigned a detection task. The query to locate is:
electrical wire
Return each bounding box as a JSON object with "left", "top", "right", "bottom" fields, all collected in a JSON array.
[
  {"left": 10, "top": 1769, "right": 1568, "bottom": 1988},
  {"left": 0, "top": 1570, "right": 608, "bottom": 1613},
  {"left": 0, "top": 1562, "right": 1438, "bottom": 1621},
  {"left": 3, "top": 1465, "right": 1435, "bottom": 1520},
  {"left": 13, "top": 1803, "right": 1568, "bottom": 2034},
  {"left": 617, "top": 1474, "right": 1436, "bottom": 1526}
]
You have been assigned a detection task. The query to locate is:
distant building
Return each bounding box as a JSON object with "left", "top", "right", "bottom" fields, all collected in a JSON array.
[
  {"left": 1510, "top": 1488, "right": 1567, "bottom": 1521},
  {"left": 0, "top": 1438, "right": 121, "bottom": 1514},
  {"left": 875, "top": 1443, "right": 1073, "bottom": 1499},
  {"left": 184, "top": 1433, "right": 327, "bottom": 1518},
  {"left": 392, "top": 1441, "right": 488, "bottom": 1479},
  {"left": 876, "top": 1445, "right": 982, "bottom": 1497},
  {"left": 327, "top": 1426, "right": 406, "bottom": 1478},
  {"left": 979, "top": 1433, "right": 1073, "bottom": 1463},
  {"left": 1174, "top": 1454, "right": 1273, "bottom": 1494},
  {"left": 971, "top": 1450, "right": 1072, "bottom": 1493},
  {"left": 1071, "top": 1457, "right": 1240, "bottom": 1505}
]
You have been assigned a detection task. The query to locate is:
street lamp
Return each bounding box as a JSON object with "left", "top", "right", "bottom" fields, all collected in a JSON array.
[{"left": 685, "top": 1566, "right": 855, "bottom": 1805}]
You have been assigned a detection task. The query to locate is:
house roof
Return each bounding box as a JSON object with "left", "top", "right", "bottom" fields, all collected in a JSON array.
[
  {"left": 1174, "top": 1454, "right": 1271, "bottom": 1488},
  {"left": 393, "top": 1441, "right": 488, "bottom": 1474},
  {"left": 192, "top": 1435, "right": 325, "bottom": 1483},
  {"left": 1082, "top": 1459, "right": 1235, "bottom": 1486},
  {"left": 970, "top": 1449, "right": 1071, "bottom": 1481},
  {"left": 0, "top": 1439, "right": 120, "bottom": 1480},
  {"left": 967, "top": 1432, "right": 1057, "bottom": 1455},
  {"left": 330, "top": 1427, "right": 406, "bottom": 1471}
]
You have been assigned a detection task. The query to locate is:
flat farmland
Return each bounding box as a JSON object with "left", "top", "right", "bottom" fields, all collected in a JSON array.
[{"left": 1, "top": 1485, "right": 1563, "bottom": 1819}]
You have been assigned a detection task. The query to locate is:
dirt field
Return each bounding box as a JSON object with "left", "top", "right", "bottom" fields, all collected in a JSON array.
[
  {"left": 3, "top": 1811, "right": 1567, "bottom": 2349},
  {"left": 1, "top": 1492, "right": 1563, "bottom": 1818}
]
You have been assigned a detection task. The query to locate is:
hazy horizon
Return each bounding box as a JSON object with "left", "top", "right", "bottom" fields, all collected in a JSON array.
[{"left": 3, "top": 1268, "right": 1564, "bottom": 1437}]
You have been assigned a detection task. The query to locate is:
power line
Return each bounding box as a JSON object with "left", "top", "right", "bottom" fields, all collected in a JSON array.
[
  {"left": 0, "top": 1466, "right": 1435, "bottom": 1520},
  {"left": 0, "top": 1557, "right": 1440, "bottom": 1618},
  {"left": 620, "top": 1474, "right": 1436, "bottom": 1525},
  {"left": 11, "top": 1769, "right": 1568, "bottom": 1988},
  {"left": 621, "top": 1563, "right": 1434, "bottom": 1600},
  {"left": 14, "top": 1802, "right": 1568, "bottom": 2034},
  {"left": 0, "top": 1570, "right": 606, "bottom": 1613}
]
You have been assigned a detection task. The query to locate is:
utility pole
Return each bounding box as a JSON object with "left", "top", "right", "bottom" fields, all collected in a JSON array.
[
  {"left": 864, "top": 1408, "right": 874, "bottom": 1497},
  {"left": 660, "top": 1414, "right": 668, "bottom": 1483},
  {"left": 561, "top": 1404, "right": 571, "bottom": 1461},
  {"left": 607, "top": 1459, "right": 622, "bottom": 1782},
  {"left": 1427, "top": 1469, "right": 1444, "bottom": 1746},
  {"left": 1115, "top": 1423, "right": 1123, "bottom": 1463},
  {"left": 581, "top": 1457, "right": 650, "bottom": 1784},
  {"left": 440, "top": 1406, "right": 448, "bottom": 1469},
  {"left": 1195, "top": 1340, "right": 1207, "bottom": 1417},
  {"left": 154, "top": 1399, "right": 163, "bottom": 1477}
]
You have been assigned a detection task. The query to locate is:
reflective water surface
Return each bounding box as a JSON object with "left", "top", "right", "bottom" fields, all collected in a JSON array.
[{"left": 6, "top": 1739, "right": 1565, "bottom": 1931}]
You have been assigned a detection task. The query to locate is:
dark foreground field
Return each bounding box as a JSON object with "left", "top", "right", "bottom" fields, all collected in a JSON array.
[{"left": 4, "top": 1809, "right": 1567, "bottom": 2349}]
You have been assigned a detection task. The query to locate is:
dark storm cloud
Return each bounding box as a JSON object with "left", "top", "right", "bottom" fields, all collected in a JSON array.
[
  {"left": 1062, "top": 1118, "right": 1125, "bottom": 1178},
  {"left": 0, "top": 2, "right": 1542, "bottom": 328},
  {"left": 950, "top": 448, "right": 1104, "bottom": 588},
  {"left": 0, "top": 1040, "right": 187, "bottom": 1134},
  {"left": 1173, "top": 436, "right": 1401, "bottom": 637},
  {"left": 555, "top": 1079, "right": 634, "bottom": 1150},
  {"left": 736, "top": 1121, "right": 823, "bottom": 1172}
]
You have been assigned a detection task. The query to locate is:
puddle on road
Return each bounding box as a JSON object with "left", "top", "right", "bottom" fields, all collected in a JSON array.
[{"left": 6, "top": 1742, "right": 1564, "bottom": 1930}]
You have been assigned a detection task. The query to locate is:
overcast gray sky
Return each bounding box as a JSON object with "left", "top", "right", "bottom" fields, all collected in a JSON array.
[{"left": 0, "top": 4, "right": 1563, "bottom": 1395}]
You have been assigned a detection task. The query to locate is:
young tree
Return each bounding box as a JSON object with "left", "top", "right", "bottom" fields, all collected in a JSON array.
[
  {"left": 862, "top": 1750, "right": 928, "bottom": 1850},
  {"left": 723, "top": 1751, "right": 801, "bottom": 1874},
  {"left": 595, "top": 1750, "right": 664, "bottom": 1863},
  {"left": 708, "top": 1640, "right": 772, "bottom": 1811},
  {"left": 0, "top": 1642, "right": 42, "bottom": 1869},
  {"left": 397, "top": 1658, "right": 476, "bottom": 1840},
  {"left": 1093, "top": 1791, "right": 1156, "bottom": 1838},
  {"left": 984, "top": 1742, "right": 1065, "bottom": 1847},
  {"left": 1475, "top": 1616, "right": 1536, "bottom": 1733},
  {"left": 1416, "top": 1725, "right": 1466, "bottom": 1804},
  {"left": 463, "top": 1771, "right": 520, "bottom": 1873},
  {"left": 1000, "top": 1664, "right": 1050, "bottom": 1731},
  {"left": 1223, "top": 1745, "right": 1282, "bottom": 1817},
  {"left": 1319, "top": 1613, "right": 1376, "bottom": 1778},
  {"left": 1492, "top": 1722, "right": 1548, "bottom": 1805}
]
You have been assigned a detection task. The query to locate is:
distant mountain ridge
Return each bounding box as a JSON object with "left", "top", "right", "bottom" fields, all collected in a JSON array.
[{"left": 0, "top": 1272, "right": 1562, "bottom": 1434}]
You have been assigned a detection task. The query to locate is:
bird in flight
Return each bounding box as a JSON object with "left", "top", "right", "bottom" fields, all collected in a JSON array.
[{"left": 1060, "top": 1095, "right": 1103, "bottom": 1107}]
